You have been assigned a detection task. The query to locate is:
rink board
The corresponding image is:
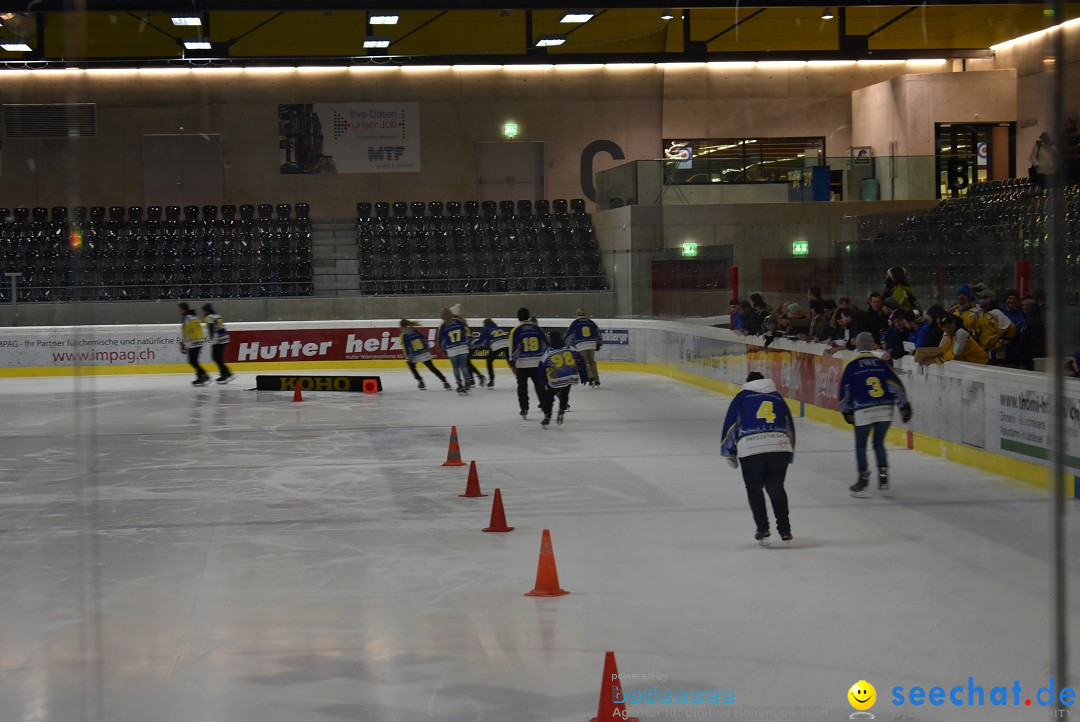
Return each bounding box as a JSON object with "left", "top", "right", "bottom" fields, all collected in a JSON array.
[{"left": 254, "top": 374, "right": 383, "bottom": 393}]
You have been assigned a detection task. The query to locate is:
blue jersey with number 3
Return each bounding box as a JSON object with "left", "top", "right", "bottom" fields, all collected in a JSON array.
[
  {"left": 838, "top": 353, "right": 909, "bottom": 415},
  {"left": 536, "top": 346, "right": 589, "bottom": 389},
  {"left": 721, "top": 378, "right": 796, "bottom": 459}
]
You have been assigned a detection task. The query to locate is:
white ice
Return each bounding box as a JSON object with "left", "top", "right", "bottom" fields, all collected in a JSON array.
[{"left": 0, "top": 368, "right": 1077, "bottom": 722}]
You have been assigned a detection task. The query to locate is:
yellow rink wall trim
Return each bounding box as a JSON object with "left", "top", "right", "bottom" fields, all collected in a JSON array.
[{"left": 2, "top": 358, "right": 1070, "bottom": 495}]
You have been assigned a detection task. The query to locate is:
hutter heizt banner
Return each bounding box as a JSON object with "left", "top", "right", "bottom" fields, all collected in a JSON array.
[{"left": 278, "top": 102, "right": 420, "bottom": 174}]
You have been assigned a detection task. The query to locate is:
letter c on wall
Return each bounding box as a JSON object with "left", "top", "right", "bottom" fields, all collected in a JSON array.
[{"left": 580, "top": 140, "right": 625, "bottom": 203}]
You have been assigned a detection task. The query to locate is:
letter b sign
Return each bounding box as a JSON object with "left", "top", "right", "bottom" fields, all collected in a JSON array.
[{"left": 947, "top": 158, "right": 970, "bottom": 190}]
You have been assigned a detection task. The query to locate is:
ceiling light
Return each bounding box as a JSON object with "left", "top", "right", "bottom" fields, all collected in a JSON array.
[
  {"left": 661, "top": 9, "right": 674, "bottom": 20},
  {"left": 369, "top": 13, "right": 399, "bottom": 25},
  {"left": 183, "top": 39, "right": 212, "bottom": 50},
  {"left": 560, "top": 12, "right": 594, "bottom": 23},
  {"left": 364, "top": 35, "right": 391, "bottom": 48},
  {"left": 170, "top": 15, "right": 202, "bottom": 26},
  {"left": 536, "top": 34, "right": 567, "bottom": 47},
  {"left": 821, "top": 7, "right": 835, "bottom": 20},
  {"left": 1, "top": 41, "right": 31, "bottom": 51}
]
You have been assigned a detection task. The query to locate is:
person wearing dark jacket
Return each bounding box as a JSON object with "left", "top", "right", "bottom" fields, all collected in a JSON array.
[
  {"left": 721, "top": 372, "right": 797, "bottom": 546},
  {"left": 1017, "top": 295, "right": 1046, "bottom": 371}
]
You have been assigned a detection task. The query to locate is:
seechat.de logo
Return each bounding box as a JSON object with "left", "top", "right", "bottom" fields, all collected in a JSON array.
[{"left": 848, "top": 680, "right": 877, "bottom": 719}]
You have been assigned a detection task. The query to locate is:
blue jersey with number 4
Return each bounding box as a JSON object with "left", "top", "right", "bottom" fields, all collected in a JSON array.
[
  {"left": 721, "top": 378, "right": 796, "bottom": 459},
  {"left": 536, "top": 346, "right": 589, "bottom": 389}
]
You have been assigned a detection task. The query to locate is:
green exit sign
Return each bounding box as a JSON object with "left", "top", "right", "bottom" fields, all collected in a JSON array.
[
  {"left": 503, "top": 122, "right": 519, "bottom": 138},
  {"left": 681, "top": 242, "right": 698, "bottom": 257},
  {"left": 792, "top": 241, "right": 809, "bottom": 256}
]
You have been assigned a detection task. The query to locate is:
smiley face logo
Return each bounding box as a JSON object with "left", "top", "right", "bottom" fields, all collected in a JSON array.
[{"left": 848, "top": 680, "right": 876, "bottom": 710}]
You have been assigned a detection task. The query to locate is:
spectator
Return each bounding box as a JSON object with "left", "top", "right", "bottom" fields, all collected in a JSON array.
[
  {"left": 1017, "top": 295, "right": 1046, "bottom": 371},
  {"left": 950, "top": 286, "right": 981, "bottom": 332},
  {"left": 806, "top": 286, "right": 822, "bottom": 305},
  {"left": 1029, "top": 131, "right": 1058, "bottom": 188},
  {"left": 782, "top": 302, "right": 810, "bottom": 337},
  {"left": 1001, "top": 290, "right": 1024, "bottom": 327},
  {"left": 825, "top": 307, "right": 863, "bottom": 353},
  {"left": 815, "top": 299, "right": 838, "bottom": 342},
  {"left": 974, "top": 290, "right": 1017, "bottom": 365},
  {"left": 807, "top": 299, "right": 829, "bottom": 342},
  {"left": 938, "top": 313, "right": 989, "bottom": 365},
  {"left": 883, "top": 266, "right": 918, "bottom": 312},
  {"left": 1066, "top": 349, "right": 1080, "bottom": 378},
  {"left": 864, "top": 292, "right": 889, "bottom": 341},
  {"left": 737, "top": 300, "right": 755, "bottom": 335},
  {"left": 914, "top": 305, "right": 946, "bottom": 350},
  {"left": 882, "top": 309, "right": 914, "bottom": 359},
  {"left": 747, "top": 293, "right": 770, "bottom": 336},
  {"left": 729, "top": 300, "right": 745, "bottom": 332}
]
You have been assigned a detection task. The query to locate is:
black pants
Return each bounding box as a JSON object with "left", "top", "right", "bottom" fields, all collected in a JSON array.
[
  {"left": 515, "top": 365, "right": 544, "bottom": 414},
  {"left": 540, "top": 385, "right": 570, "bottom": 417},
  {"left": 210, "top": 343, "right": 230, "bottom": 377},
  {"left": 188, "top": 347, "right": 207, "bottom": 380},
  {"left": 407, "top": 360, "right": 446, "bottom": 383},
  {"left": 739, "top": 452, "right": 792, "bottom": 535},
  {"left": 486, "top": 347, "right": 509, "bottom": 379}
]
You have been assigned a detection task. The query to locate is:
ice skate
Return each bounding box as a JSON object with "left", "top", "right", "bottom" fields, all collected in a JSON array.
[
  {"left": 541, "top": 415, "right": 552, "bottom": 427},
  {"left": 780, "top": 532, "right": 793, "bottom": 546},
  {"left": 192, "top": 376, "right": 210, "bottom": 387},
  {"left": 520, "top": 410, "right": 528, "bottom": 420},
  {"left": 216, "top": 373, "right": 235, "bottom": 384},
  {"left": 417, "top": 380, "right": 426, "bottom": 390},
  {"left": 556, "top": 408, "right": 565, "bottom": 425},
  {"left": 456, "top": 383, "right": 467, "bottom": 394},
  {"left": 878, "top": 466, "right": 890, "bottom": 494},
  {"left": 443, "top": 382, "right": 452, "bottom": 390},
  {"left": 486, "top": 376, "right": 494, "bottom": 388},
  {"left": 755, "top": 529, "right": 771, "bottom": 547},
  {"left": 850, "top": 470, "right": 870, "bottom": 498}
]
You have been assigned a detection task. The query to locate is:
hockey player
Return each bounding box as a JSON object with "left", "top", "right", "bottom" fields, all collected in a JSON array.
[
  {"left": 721, "top": 371, "right": 796, "bottom": 546},
  {"left": 536, "top": 330, "right": 589, "bottom": 427},
  {"left": 437, "top": 307, "right": 472, "bottom": 393},
  {"left": 399, "top": 319, "right": 451, "bottom": 390},
  {"left": 472, "top": 318, "right": 510, "bottom": 388},
  {"left": 508, "top": 307, "right": 549, "bottom": 419},
  {"left": 201, "top": 304, "right": 234, "bottom": 384},
  {"left": 178, "top": 302, "right": 210, "bottom": 386},
  {"left": 839, "top": 332, "right": 914, "bottom": 497},
  {"left": 565, "top": 309, "right": 603, "bottom": 387}
]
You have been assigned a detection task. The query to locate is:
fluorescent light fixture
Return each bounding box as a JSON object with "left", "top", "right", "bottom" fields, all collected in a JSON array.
[
  {"left": 183, "top": 39, "right": 212, "bottom": 50},
  {"left": 660, "top": 9, "right": 674, "bottom": 20},
  {"left": 369, "top": 13, "right": 399, "bottom": 25},
  {"left": 170, "top": 15, "right": 202, "bottom": 26},
  {"left": 536, "top": 34, "right": 567, "bottom": 47},
  {"left": 990, "top": 17, "right": 1080, "bottom": 51},
  {"left": 364, "top": 35, "right": 391, "bottom": 48},
  {"left": 821, "top": 7, "right": 835, "bottom": 20},
  {"left": 560, "top": 12, "right": 594, "bottom": 23},
  {"left": 1, "top": 41, "right": 31, "bottom": 51}
]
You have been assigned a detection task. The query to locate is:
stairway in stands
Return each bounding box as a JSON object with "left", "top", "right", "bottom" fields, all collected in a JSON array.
[{"left": 311, "top": 219, "right": 360, "bottom": 297}]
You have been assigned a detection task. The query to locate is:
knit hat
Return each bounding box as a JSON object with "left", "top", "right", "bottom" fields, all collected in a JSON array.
[
  {"left": 786, "top": 303, "right": 802, "bottom": 315},
  {"left": 854, "top": 332, "right": 875, "bottom": 352},
  {"left": 956, "top": 285, "right": 972, "bottom": 300},
  {"left": 883, "top": 297, "right": 900, "bottom": 310},
  {"left": 977, "top": 289, "right": 996, "bottom": 300},
  {"left": 449, "top": 303, "right": 462, "bottom": 316}
]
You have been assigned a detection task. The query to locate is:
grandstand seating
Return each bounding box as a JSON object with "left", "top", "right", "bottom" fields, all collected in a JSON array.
[
  {"left": 0, "top": 203, "right": 313, "bottom": 303},
  {"left": 841, "top": 179, "right": 1080, "bottom": 301},
  {"left": 355, "top": 198, "right": 607, "bottom": 295}
]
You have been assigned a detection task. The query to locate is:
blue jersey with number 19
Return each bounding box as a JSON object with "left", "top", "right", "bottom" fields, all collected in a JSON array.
[
  {"left": 536, "top": 345, "right": 590, "bottom": 389},
  {"left": 721, "top": 378, "right": 796, "bottom": 459},
  {"left": 508, "top": 321, "right": 548, "bottom": 368}
]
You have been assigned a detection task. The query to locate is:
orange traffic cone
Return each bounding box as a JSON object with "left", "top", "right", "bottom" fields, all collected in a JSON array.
[
  {"left": 362, "top": 378, "right": 379, "bottom": 394},
  {"left": 482, "top": 488, "right": 513, "bottom": 532},
  {"left": 459, "top": 460, "right": 488, "bottom": 498},
  {"left": 525, "top": 529, "right": 569, "bottom": 597},
  {"left": 442, "top": 425, "right": 466, "bottom": 467},
  {"left": 589, "top": 651, "right": 639, "bottom": 722},
  {"left": 292, "top": 384, "right": 303, "bottom": 402}
]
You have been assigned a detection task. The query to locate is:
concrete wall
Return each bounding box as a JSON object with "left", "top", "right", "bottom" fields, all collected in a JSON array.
[
  {"left": 0, "top": 61, "right": 954, "bottom": 217},
  {"left": 851, "top": 70, "right": 1018, "bottom": 199}
]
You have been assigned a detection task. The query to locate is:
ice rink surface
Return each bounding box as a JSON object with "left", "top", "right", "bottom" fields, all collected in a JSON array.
[{"left": 0, "top": 368, "right": 1077, "bottom": 722}]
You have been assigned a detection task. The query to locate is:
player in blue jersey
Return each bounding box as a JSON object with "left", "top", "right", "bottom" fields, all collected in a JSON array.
[
  {"left": 399, "top": 320, "right": 450, "bottom": 391},
  {"left": 565, "top": 309, "right": 603, "bottom": 387},
  {"left": 839, "top": 332, "right": 914, "bottom": 497},
  {"left": 201, "top": 303, "right": 234, "bottom": 384},
  {"left": 437, "top": 307, "right": 472, "bottom": 394},
  {"left": 535, "top": 330, "right": 589, "bottom": 427},
  {"left": 508, "top": 307, "right": 549, "bottom": 419},
  {"left": 472, "top": 318, "right": 511, "bottom": 388},
  {"left": 721, "top": 372, "right": 797, "bottom": 546}
]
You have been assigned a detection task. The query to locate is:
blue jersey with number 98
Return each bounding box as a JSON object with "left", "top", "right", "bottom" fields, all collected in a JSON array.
[{"left": 536, "top": 346, "right": 590, "bottom": 389}]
